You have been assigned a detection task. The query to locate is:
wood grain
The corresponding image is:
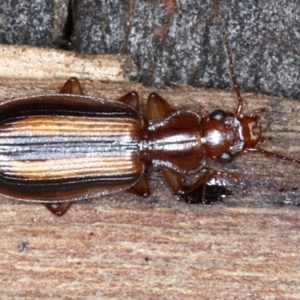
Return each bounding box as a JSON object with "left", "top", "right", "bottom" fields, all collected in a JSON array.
[
  {"left": 0, "top": 45, "right": 137, "bottom": 82},
  {"left": 1, "top": 78, "right": 300, "bottom": 299}
]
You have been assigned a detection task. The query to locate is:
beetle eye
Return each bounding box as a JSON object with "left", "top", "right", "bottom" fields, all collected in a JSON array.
[
  {"left": 211, "top": 109, "right": 227, "bottom": 121},
  {"left": 219, "top": 153, "right": 234, "bottom": 164}
]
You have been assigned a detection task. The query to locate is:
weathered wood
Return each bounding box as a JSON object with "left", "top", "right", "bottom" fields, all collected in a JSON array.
[
  {"left": 1, "top": 78, "right": 300, "bottom": 299},
  {"left": 0, "top": 45, "right": 137, "bottom": 82}
]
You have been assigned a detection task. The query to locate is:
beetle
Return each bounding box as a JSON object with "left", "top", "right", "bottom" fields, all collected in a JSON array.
[
  {"left": 0, "top": 77, "right": 237, "bottom": 216},
  {"left": 1, "top": 6, "right": 299, "bottom": 216}
]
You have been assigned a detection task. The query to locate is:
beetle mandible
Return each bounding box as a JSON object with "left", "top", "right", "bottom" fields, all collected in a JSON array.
[{"left": 1, "top": 4, "right": 299, "bottom": 216}]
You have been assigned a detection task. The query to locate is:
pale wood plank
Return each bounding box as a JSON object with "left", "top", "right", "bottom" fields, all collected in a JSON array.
[{"left": 0, "top": 78, "right": 300, "bottom": 299}]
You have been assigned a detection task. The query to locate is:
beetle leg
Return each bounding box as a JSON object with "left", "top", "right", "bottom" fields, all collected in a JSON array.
[
  {"left": 162, "top": 169, "right": 240, "bottom": 195},
  {"left": 118, "top": 91, "right": 140, "bottom": 111},
  {"left": 127, "top": 173, "right": 150, "bottom": 197},
  {"left": 60, "top": 77, "right": 84, "bottom": 95},
  {"left": 250, "top": 107, "right": 267, "bottom": 116},
  {"left": 44, "top": 202, "right": 73, "bottom": 216},
  {"left": 146, "top": 93, "right": 173, "bottom": 120},
  {"left": 162, "top": 169, "right": 215, "bottom": 195}
]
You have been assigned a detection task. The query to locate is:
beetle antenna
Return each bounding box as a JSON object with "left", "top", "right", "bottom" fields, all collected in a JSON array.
[
  {"left": 245, "top": 148, "right": 300, "bottom": 165},
  {"left": 212, "top": 2, "right": 243, "bottom": 116}
]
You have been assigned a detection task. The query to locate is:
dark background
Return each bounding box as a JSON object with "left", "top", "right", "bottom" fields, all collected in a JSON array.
[{"left": 0, "top": 0, "right": 299, "bottom": 99}]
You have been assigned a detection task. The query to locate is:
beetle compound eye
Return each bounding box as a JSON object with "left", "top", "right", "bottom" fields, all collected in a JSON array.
[
  {"left": 219, "top": 153, "right": 234, "bottom": 164},
  {"left": 211, "top": 109, "right": 227, "bottom": 121}
]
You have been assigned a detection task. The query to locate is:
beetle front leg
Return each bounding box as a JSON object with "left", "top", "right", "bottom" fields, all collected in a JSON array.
[
  {"left": 162, "top": 169, "right": 240, "bottom": 196},
  {"left": 162, "top": 169, "right": 215, "bottom": 196}
]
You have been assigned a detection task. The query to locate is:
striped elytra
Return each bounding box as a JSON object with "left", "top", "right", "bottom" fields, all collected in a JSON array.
[{"left": 0, "top": 94, "right": 147, "bottom": 201}]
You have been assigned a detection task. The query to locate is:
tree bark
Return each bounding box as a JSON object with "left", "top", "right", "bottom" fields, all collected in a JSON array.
[{"left": 1, "top": 0, "right": 300, "bottom": 98}]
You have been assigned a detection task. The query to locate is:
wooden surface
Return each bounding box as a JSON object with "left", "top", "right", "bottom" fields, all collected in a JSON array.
[
  {"left": 0, "top": 45, "right": 137, "bottom": 82},
  {"left": 1, "top": 78, "right": 300, "bottom": 299}
]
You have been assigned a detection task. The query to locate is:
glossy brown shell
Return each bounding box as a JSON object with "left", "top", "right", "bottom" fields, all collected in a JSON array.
[{"left": 0, "top": 94, "right": 146, "bottom": 202}]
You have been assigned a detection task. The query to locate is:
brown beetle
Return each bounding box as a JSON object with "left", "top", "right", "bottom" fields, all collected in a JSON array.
[{"left": 0, "top": 6, "right": 299, "bottom": 216}]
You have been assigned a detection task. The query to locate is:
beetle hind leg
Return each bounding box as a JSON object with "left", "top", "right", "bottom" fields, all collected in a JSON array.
[
  {"left": 118, "top": 91, "right": 140, "bottom": 111},
  {"left": 127, "top": 174, "right": 150, "bottom": 197},
  {"left": 60, "top": 77, "right": 84, "bottom": 95},
  {"left": 44, "top": 202, "right": 73, "bottom": 216}
]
